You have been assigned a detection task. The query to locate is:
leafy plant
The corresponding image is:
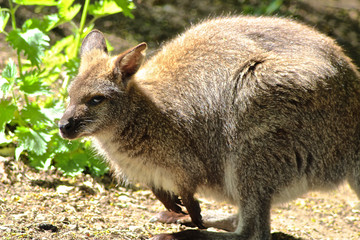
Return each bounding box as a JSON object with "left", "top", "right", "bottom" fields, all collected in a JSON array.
[{"left": 0, "top": 0, "right": 135, "bottom": 176}]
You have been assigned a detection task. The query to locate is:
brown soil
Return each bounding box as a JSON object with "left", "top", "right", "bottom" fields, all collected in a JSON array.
[{"left": 0, "top": 157, "right": 359, "bottom": 239}]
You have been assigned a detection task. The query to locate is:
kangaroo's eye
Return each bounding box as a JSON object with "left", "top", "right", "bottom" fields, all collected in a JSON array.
[{"left": 87, "top": 96, "right": 105, "bottom": 106}]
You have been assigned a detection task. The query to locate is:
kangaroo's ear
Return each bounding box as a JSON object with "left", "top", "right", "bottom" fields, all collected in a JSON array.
[
  {"left": 112, "top": 43, "right": 147, "bottom": 84},
  {"left": 80, "top": 30, "right": 108, "bottom": 58}
]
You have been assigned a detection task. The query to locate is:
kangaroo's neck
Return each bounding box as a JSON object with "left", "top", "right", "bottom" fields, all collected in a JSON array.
[{"left": 93, "top": 82, "right": 174, "bottom": 161}]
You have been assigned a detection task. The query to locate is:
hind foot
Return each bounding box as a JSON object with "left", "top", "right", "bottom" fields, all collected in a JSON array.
[{"left": 152, "top": 211, "right": 192, "bottom": 225}]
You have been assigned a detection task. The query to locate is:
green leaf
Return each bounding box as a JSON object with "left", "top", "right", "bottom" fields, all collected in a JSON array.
[
  {"left": 0, "top": 8, "right": 10, "bottom": 32},
  {"left": 13, "top": 0, "right": 58, "bottom": 6},
  {"left": 15, "top": 126, "right": 52, "bottom": 155},
  {"left": 58, "top": 0, "right": 74, "bottom": 9},
  {"left": 52, "top": 35, "right": 74, "bottom": 54},
  {"left": 7, "top": 28, "right": 50, "bottom": 67},
  {"left": 81, "top": 141, "right": 108, "bottom": 176},
  {"left": 89, "top": 0, "right": 129, "bottom": 17},
  {"left": 43, "top": 13, "right": 61, "bottom": 31},
  {"left": 1, "top": 59, "right": 17, "bottom": 97},
  {"left": 0, "top": 100, "right": 17, "bottom": 133},
  {"left": 44, "top": 35, "right": 74, "bottom": 65},
  {"left": 114, "top": 0, "right": 135, "bottom": 18},
  {"left": 20, "top": 103, "right": 51, "bottom": 126},
  {"left": 42, "top": 35, "right": 74, "bottom": 78},
  {"left": 0, "top": 141, "right": 15, "bottom": 156},
  {"left": 64, "top": 57, "right": 80, "bottom": 79},
  {"left": 0, "top": 77, "right": 9, "bottom": 98},
  {"left": 0, "top": 132, "right": 11, "bottom": 144},
  {"left": 28, "top": 150, "right": 53, "bottom": 170},
  {"left": 2, "top": 58, "right": 17, "bottom": 80},
  {"left": 58, "top": 0, "right": 81, "bottom": 22},
  {"left": 65, "top": 33, "right": 78, "bottom": 59},
  {"left": 0, "top": 131, "right": 13, "bottom": 146},
  {"left": 55, "top": 151, "right": 88, "bottom": 176},
  {"left": 41, "top": 100, "right": 64, "bottom": 122},
  {"left": 48, "top": 134, "right": 73, "bottom": 154},
  {"left": 106, "top": 39, "right": 114, "bottom": 52},
  {"left": 15, "top": 145, "right": 24, "bottom": 160},
  {"left": 265, "top": 0, "right": 283, "bottom": 15},
  {"left": 18, "top": 71, "right": 50, "bottom": 96},
  {"left": 87, "top": 156, "right": 108, "bottom": 176},
  {"left": 23, "top": 14, "right": 60, "bottom": 32}
]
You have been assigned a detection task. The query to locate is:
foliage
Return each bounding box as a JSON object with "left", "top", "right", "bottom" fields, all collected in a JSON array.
[
  {"left": 242, "top": 0, "right": 284, "bottom": 15},
  {"left": 0, "top": 0, "right": 135, "bottom": 176}
]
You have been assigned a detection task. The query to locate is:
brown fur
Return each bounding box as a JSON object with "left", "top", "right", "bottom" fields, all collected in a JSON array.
[{"left": 59, "top": 16, "right": 360, "bottom": 239}]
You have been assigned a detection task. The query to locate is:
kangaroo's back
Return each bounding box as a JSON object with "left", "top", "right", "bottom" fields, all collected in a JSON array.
[{"left": 134, "top": 16, "right": 359, "bottom": 109}]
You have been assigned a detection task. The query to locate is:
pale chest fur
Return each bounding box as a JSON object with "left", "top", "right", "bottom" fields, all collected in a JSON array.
[{"left": 91, "top": 131, "right": 179, "bottom": 193}]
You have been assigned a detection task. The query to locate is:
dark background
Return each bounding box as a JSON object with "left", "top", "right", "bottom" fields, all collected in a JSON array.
[{"left": 1, "top": 0, "right": 359, "bottom": 67}]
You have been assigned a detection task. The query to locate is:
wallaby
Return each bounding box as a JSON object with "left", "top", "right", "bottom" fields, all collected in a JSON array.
[{"left": 59, "top": 16, "right": 360, "bottom": 240}]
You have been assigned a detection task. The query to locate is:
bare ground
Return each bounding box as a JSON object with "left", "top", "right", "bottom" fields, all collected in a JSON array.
[
  {"left": 0, "top": 157, "right": 359, "bottom": 240},
  {"left": 1, "top": 1, "right": 360, "bottom": 239}
]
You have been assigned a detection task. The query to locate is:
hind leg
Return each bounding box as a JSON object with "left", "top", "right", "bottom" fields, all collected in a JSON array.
[
  {"left": 198, "top": 211, "right": 238, "bottom": 232},
  {"left": 150, "top": 195, "right": 272, "bottom": 240},
  {"left": 151, "top": 189, "right": 272, "bottom": 239},
  {"left": 151, "top": 187, "right": 238, "bottom": 231},
  {"left": 154, "top": 210, "right": 238, "bottom": 232}
]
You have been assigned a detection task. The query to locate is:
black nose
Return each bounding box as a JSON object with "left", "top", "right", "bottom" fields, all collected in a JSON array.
[{"left": 58, "top": 118, "right": 75, "bottom": 136}]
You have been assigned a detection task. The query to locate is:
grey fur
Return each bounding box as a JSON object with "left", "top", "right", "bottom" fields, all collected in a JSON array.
[{"left": 59, "top": 16, "right": 360, "bottom": 239}]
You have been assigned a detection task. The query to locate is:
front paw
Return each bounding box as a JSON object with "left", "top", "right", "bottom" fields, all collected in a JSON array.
[
  {"left": 151, "top": 187, "right": 185, "bottom": 214},
  {"left": 181, "top": 195, "right": 205, "bottom": 229}
]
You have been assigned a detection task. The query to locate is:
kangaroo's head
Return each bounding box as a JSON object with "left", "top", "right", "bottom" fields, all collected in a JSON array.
[{"left": 59, "top": 30, "right": 147, "bottom": 139}]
